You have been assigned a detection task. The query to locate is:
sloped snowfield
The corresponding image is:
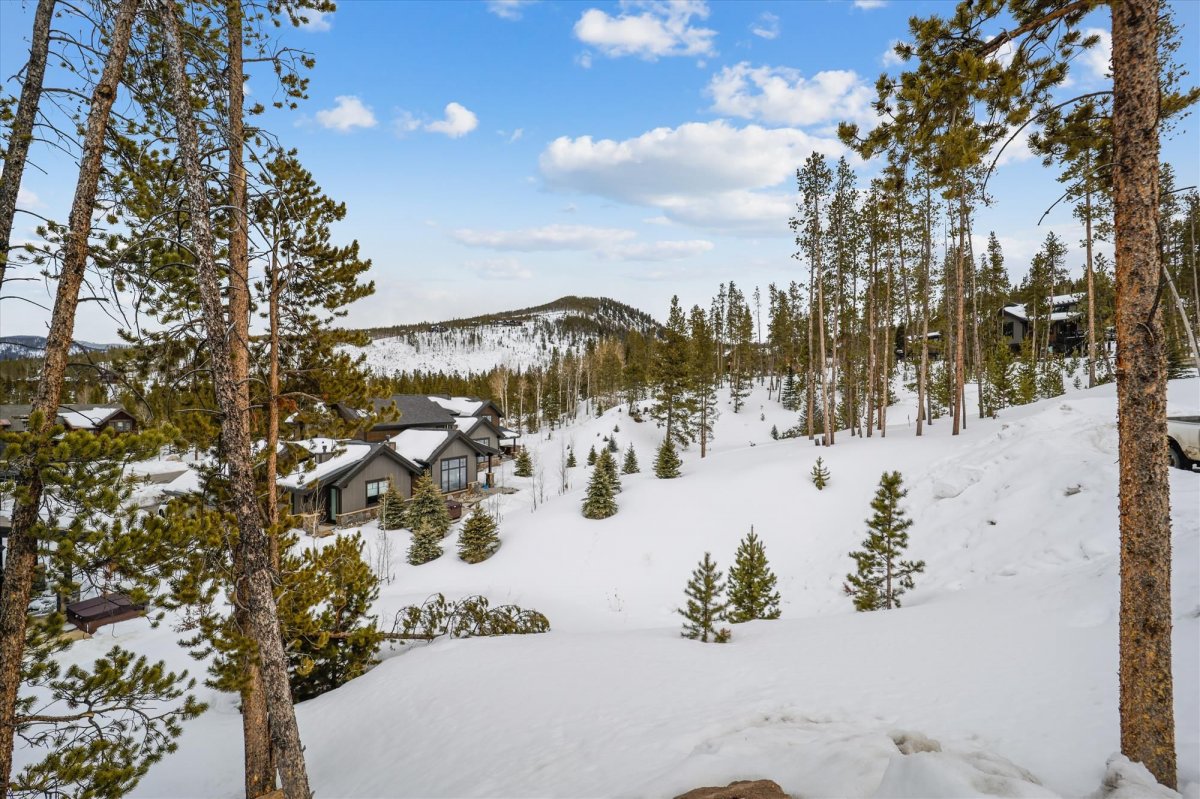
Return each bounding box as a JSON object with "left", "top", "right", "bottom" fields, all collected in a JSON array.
[{"left": 43, "top": 377, "right": 1198, "bottom": 798}]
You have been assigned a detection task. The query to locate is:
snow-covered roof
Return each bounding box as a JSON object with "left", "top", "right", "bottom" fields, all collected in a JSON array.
[
  {"left": 453, "top": 416, "right": 488, "bottom": 435},
  {"left": 57, "top": 406, "right": 122, "bottom": 429},
  {"left": 289, "top": 437, "right": 340, "bottom": 455},
  {"left": 125, "top": 458, "right": 191, "bottom": 485},
  {"left": 499, "top": 426, "right": 521, "bottom": 439},
  {"left": 1049, "top": 292, "right": 1084, "bottom": 305},
  {"left": 278, "top": 442, "right": 371, "bottom": 490},
  {"left": 161, "top": 467, "right": 203, "bottom": 497},
  {"left": 390, "top": 429, "right": 453, "bottom": 464},
  {"left": 428, "top": 396, "right": 485, "bottom": 416},
  {"left": 1002, "top": 303, "right": 1028, "bottom": 321}
]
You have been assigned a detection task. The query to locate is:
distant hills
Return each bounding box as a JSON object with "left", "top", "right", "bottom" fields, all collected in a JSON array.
[
  {"left": 345, "top": 296, "right": 660, "bottom": 376},
  {"left": 0, "top": 336, "right": 118, "bottom": 362}
]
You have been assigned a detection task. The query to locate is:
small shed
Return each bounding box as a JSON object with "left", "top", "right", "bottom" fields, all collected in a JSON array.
[{"left": 66, "top": 593, "right": 145, "bottom": 634}]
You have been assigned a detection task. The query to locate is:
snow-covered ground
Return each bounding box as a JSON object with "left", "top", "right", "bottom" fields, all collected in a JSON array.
[{"left": 24, "top": 375, "right": 1200, "bottom": 798}]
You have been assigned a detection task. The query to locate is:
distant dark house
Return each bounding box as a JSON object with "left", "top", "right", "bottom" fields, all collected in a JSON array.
[
  {"left": 0, "top": 404, "right": 137, "bottom": 435},
  {"left": 1001, "top": 293, "right": 1084, "bottom": 354}
]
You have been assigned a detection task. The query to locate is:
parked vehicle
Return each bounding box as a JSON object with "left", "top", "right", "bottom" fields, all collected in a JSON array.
[{"left": 1167, "top": 415, "right": 1200, "bottom": 470}]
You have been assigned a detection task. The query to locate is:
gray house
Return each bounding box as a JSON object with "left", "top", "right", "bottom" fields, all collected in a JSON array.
[
  {"left": 280, "top": 441, "right": 420, "bottom": 524},
  {"left": 390, "top": 428, "right": 498, "bottom": 494},
  {"left": 364, "top": 395, "right": 456, "bottom": 442}
]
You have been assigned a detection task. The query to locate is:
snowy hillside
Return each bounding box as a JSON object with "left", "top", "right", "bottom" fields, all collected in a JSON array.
[
  {"left": 30, "top": 377, "right": 1199, "bottom": 798},
  {"left": 344, "top": 296, "right": 658, "bottom": 376}
]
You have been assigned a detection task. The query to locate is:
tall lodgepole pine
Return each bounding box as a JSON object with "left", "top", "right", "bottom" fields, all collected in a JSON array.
[
  {"left": 0, "top": 0, "right": 140, "bottom": 789},
  {"left": 0, "top": 0, "right": 55, "bottom": 291},
  {"left": 1112, "top": 0, "right": 1175, "bottom": 788},
  {"left": 156, "top": 2, "right": 312, "bottom": 797},
  {"left": 224, "top": 1, "right": 274, "bottom": 794}
]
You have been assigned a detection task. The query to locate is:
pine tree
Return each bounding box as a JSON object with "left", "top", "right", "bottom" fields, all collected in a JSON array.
[
  {"left": 514, "top": 447, "right": 533, "bottom": 477},
  {"left": 378, "top": 480, "right": 407, "bottom": 530},
  {"left": 458, "top": 505, "right": 501, "bottom": 563},
  {"left": 622, "top": 444, "right": 640, "bottom": 474},
  {"left": 586, "top": 445, "right": 597, "bottom": 466},
  {"left": 780, "top": 369, "right": 799, "bottom": 411},
  {"left": 407, "top": 520, "right": 444, "bottom": 565},
  {"left": 844, "top": 471, "right": 925, "bottom": 611},
  {"left": 566, "top": 447, "right": 577, "bottom": 468},
  {"left": 727, "top": 528, "right": 782, "bottom": 623},
  {"left": 407, "top": 474, "right": 451, "bottom": 538},
  {"left": 770, "top": 424, "right": 779, "bottom": 440},
  {"left": 678, "top": 553, "right": 730, "bottom": 643},
  {"left": 607, "top": 435, "right": 619, "bottom": 453},
  {"left": 654, "top": 437, "right": 681, "bottom": 479},
  {"left": 651, "top": 296, "right": 697, "bottom": 448},
  {"left": 581, "top": 459, "right": 618, "bottom": 519},
  {"left": 596, "top": 447, "right": 621, "bottom": 493},
  {"left": 810, "top": 457, "right": 830, "bottom": 490},
  {"left": 277, "top": 533, "right": 382, "bottom": 701}
]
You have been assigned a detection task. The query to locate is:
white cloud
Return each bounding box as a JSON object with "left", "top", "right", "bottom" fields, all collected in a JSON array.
[
  {"left": 643, "top": 215, "right": 673, "bottom": 226},
  {"left": 454, "top": 224, "right": 711, "bottom": 261},
  {"left": 539, "top": 120, "right": 845, "bottom": 233},
  {"left": 1080, "top": 27, "right": 1111, "bottom": 81},
  {"left": 605, "top": 239, "right": 714, "bottom": 261},
  {"left": 465, "top": 257, "right": 533, "bottom": 280},
  {"left": 486, "top": 0, "right": 536, "bottom": 20},
  {"left": 573, "top": 0, "right": 716, "bottom": 60},
  {"left": 750, "top": 11, "right": 779, "bottom": 40},
  {"left": 881, "top": 39, "right": 906, "bottom": 68},
  {"left": 990, "top": 125, "right": 1035, "bottom": 168},
  {"left": 854, "top": 0, "right": 886, "bottom": 9},
  {"left": 706, "top": 63, "right": 874, "bottom": 127},
  {"left": 315, "top": 95, "right": 377, "bottom": 132},
  {"left": 454, "top": 224, "right": 636, "bottom": 251},
  {"left": 426, "top": 102, "right": 479, "bottom": 138},
  {"left": 16, "top": 187, "right": 42, "bottom": 208},
  {"left": 299, "top": 9, "right": 332, "bottom": 31},
  {"left": 576, "top": 51, "right": 594, "bottom": 69},
  {"left": 509, "top": 128, "right": 524, "bottom": 143},
  {"left": 394, "top": 111, "right": 422, "bottom": 136}
]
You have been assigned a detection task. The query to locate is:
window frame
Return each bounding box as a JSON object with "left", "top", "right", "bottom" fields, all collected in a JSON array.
[
  {"left": 439, "top": 456, "right": 468, "bottom": 493},
  {"left": 365, "top": 478, "right": 388, "bottom": 505}
]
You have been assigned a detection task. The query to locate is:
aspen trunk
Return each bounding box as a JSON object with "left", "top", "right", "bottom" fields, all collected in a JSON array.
[
  {"left": 1112, "top": 0, "right": 1176, "bottom": 788},
  {"left": 0, "top": 0, "right": 55, "bottom": 291},
  {"left": 158, "top": 4, "right": 312, "bottom": 796},
  {"left": 807, "top": 263, "right": 815, "bottom": 440},
  {"left": 0, "top": 0, "right": 139, "bottom": 789}
]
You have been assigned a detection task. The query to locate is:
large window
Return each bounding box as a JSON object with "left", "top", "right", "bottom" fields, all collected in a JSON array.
[
  {"left": 365, "top": 478, "right": 388, "bottom": 506},
  {"left": 439, "top": 456, "right": 468, "bottom": 493}
]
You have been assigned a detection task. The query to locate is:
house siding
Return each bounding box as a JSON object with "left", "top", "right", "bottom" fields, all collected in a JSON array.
[
  {"left": 428, "top": 438, "right": 480, "bottom": 493},
  {"left": 340, "top": 457, "right": 413, "bottom": 513}
]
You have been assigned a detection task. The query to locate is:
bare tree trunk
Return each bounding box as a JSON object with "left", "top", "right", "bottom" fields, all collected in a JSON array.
[
  {"left": 880, "top": 253, "right": 893, "bottom": 438},
  {"left": 917, "top": 187, "right": 932, "bottom": 436},
  {"left": 1086, "top": 177, "right": 1099, "bottom": 388},
  {"left": 866, "top": 249, "right": 877, "bottom": 439},
  {"left": 158, "top": 4, "right": 311, "bottom": 796},
  {"left": 807, "top": 264, "right": 815, "bottom": 440},
  {"left": 225, "top": 4, "right": 274, "bottom": 795},
  {"left": 816, "top": 248, "right": 831, "bottom": 446},
  {"left": 1112, "top": 0, "right": 1176, "bottom": 788},
  {"left": 0, "top": 0, "right": 139, "bottom": 789},
  {"left": 0, "top": 0, "right": 55, "bottom": 291},
  {"left": 952, "top": 192, "right": 967, "bottom": 435}
]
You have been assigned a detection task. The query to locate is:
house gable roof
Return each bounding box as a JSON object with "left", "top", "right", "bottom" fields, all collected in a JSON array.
[
  {"left": 330, "top": 443, "right": 422, "bottom": 489},
  {"left": 427, "top": 395, "right": 504, "bottom": 419},
  {"left": 369, "top": 395, "right": 456, "bottom": 430},
  {"left": 389, "top": 428, "right": 493, "bottom": 466}
]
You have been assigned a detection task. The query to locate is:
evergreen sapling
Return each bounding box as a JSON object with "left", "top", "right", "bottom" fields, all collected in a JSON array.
[
  {"left": 457, "top": 504, "right": 500, "bottom": 563},
  {"left": 407, "top": 520, "right": 444, "bottom": 565},
  {"left": 597, "top": 448, "right": 621, "bottom": 493},
  {"left": 378, "top": 480, "right": 407, "bottom": 530},
  {"left": 581, "top": 459, "right": 618, "bottom": 519},
  {"left": 621, "top": 444, "right": 640, "bottom": 474},
  {"left": 727, "top": 528, "right": 782, "bottom": 622},
  {"left": 810, "top": 457, "right": 830, "bottom": 490},
  {"left": 407, "top": 475, "right": 451, "bottom": 538},
  {"left": 654, "top": 437, "right": 681, "bottom": 479},
  {"left": 566, "top": 448, "right": 577, "bottom": 468},
  {"left": 844, "top": 471, "right": 925, "bottom": 611},
  {"left": 586, "top": 445, "right": 597, "bottom": 466},
  {"left": 678, "top": 552, "right": 731, "bottom": 643},
  {"left": 514, "top": 447, "right": 533, "bottom": 477}
]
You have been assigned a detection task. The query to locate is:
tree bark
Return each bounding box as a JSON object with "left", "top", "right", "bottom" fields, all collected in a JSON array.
[
  {"left": 1085, "top": 173, "right": 1099, "bottom": 388},
  {"left": 952, "top": 191, "right": 967, "bottom": 435},
  {"left": 225, "top": 4, "right": 274, "bottom": 795},
  {"left": 0, "top": 0, "right": 55, "bottom": 292},
  {"left": 158, "top": 3, "right": 312, "bottom": 797},
  {"left": 1112, "top": 0, "right": 1176, "bottom": 789},
  {"left": 0, "top": 0, "right": 139, "bottom": 789}
]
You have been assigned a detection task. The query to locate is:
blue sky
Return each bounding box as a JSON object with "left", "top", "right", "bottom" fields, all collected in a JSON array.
[{"left": 2, "top": 0, "right": 1199, "bottom": 340}]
